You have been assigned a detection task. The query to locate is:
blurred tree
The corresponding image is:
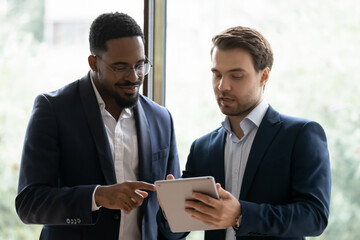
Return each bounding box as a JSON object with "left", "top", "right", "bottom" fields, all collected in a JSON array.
[
  {"left": 1, "top": 0, "right": 359, "bottom": 239},
  {"left": 0, "top": 0, "right": 44, "bottom": 239},
  {"left": 4, "top": 0, "right": 45, "bottom": 41}
]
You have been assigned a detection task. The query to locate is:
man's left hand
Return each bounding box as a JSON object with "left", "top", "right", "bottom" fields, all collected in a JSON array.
[{"left": 185, "top": 183, "right": 241, "bottom": 228}]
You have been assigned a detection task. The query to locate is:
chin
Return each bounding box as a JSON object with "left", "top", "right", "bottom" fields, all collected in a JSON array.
[
  {"left": 115, "top": 94, "right": 139, "bottom": 109},
  {"left": 219, "top": 106, "right": 233, "bottom": 116}
]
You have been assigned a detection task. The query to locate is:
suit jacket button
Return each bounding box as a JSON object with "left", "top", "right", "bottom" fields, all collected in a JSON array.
[
  {"left": 113, "top": 214, "right": 120, "bottom": 220},
  {"left": 66, "top": 218, "right": 70, "bottom": 224},
  {"left": 77, "top": 218, "right": 81, "bottom": 224}
]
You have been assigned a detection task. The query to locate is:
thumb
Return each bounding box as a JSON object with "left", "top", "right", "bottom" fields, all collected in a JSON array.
[
  {"left": 216, "top": 183, "right": 232, "bottom": 199},
  {"left": 135, "top": 189, "right": 149, "bottom": 198},
  {"left": 166, "top": 174, "right": 175, "bottom": 180}
]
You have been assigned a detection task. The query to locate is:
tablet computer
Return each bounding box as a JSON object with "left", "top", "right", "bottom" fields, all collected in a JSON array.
[{"left": 155, "top": 176, "right": 224, "bottom": 232}]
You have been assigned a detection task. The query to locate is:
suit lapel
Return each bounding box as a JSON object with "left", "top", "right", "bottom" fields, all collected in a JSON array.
[
  {"left": 209, "top": 128, "right": 226, "bottom": 188},
  {"left": 240, "top": 106, "right": 282, "bottom": 199},
  {"left": 133, "top": 98, "right": 152, "bottom": 221},
  {"left": 79, "top": 73, "right": 116, "bottom": 184},
  {"left": 133, "top": 98, "right": 152, "bottom": 184}
]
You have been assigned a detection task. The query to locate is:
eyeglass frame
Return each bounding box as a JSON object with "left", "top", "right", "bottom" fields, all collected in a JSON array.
[{"left": 94, "top": 55, "right": 152, "bottom": 78}]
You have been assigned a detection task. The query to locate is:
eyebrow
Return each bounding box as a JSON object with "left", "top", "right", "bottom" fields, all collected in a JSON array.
[
  {"left": 211, "top": 68, "right": 246, "bottom": 73},
  {"left": 111, "top": 58, "right": 146, "bottom": 66}
]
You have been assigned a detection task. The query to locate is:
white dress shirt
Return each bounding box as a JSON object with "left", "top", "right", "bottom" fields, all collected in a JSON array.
[
  {"left": 223, "top": 100, "right": 269, "bottom": 240},
  {"left": 90, "top": 77, "right": 140, "bottom": 240}
]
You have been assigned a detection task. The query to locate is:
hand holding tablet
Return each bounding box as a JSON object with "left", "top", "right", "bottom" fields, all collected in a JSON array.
[{"left": 155, "top": 176, "right": 226, "bottom": 232}]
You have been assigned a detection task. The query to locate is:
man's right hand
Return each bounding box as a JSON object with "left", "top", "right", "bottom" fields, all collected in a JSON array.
[{"left": 94, "top": 181, "right": 156, "bottom": 214}]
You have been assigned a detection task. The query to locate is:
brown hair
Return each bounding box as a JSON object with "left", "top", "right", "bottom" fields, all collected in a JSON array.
[{"left": 211, "top": 26, "right": 273, "bottom": 72}]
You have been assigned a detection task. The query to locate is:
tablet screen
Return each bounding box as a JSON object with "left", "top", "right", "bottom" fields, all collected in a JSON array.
[{"left": 155, "top": 176, "right": 224, "bottom": 232}]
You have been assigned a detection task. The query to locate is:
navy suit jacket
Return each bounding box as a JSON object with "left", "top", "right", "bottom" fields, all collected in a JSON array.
[
  {"left": 15, "top": 72, "right": 182, "bottom": 240},
  {"left": 160, "top": 106, "right": 331, "bottom": 240}
]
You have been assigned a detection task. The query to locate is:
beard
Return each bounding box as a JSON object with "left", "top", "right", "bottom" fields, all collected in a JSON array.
[
  {"left": 216, "top": 96, "right": 258, "bottom": 118},
  {"left": 97, "top": 71, "right": 143, "bottom": 109},
  {"left": 112, "top": 80, "right": 143, "bottom": 109},
  {"left": 113, "top": 90, "right": 139, "bottom": 109}
]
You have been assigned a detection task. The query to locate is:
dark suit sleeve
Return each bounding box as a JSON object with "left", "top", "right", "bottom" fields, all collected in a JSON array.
[
  {"left": 156, "top": 110, "right": 188, "bottom": 240},
  {"left": 236, "top": 121, "right": 331, "bottom": 238},
  {"left": 165, "top": 110, "right": 182, "bottom": 179},
  {"left": 15, "top": 94, "right": 97, "bottom": 225}
]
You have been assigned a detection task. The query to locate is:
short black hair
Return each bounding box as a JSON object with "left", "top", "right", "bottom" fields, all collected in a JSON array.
[{"left": 89, "top": 12, "right": 144, "bottom": 55}]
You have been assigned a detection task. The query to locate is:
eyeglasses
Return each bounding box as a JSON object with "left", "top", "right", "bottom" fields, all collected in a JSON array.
[{"left": 94, "top": 55, "right": 152, "bottom": 78}]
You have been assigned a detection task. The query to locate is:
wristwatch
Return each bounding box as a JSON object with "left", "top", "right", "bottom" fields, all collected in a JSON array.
[{"left": 233, "top": 214, "right": 242, "bottom": 230}]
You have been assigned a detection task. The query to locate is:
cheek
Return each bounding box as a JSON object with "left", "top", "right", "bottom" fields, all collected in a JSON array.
[
  {"left": 212, "top": 80, "right": 219, "bottom": 91},
  {"left": 212, "top": 84, "right": 220, "bottom": 95},
  {"left": 99, "top": 72, "right": 116, "bottom": 85}
]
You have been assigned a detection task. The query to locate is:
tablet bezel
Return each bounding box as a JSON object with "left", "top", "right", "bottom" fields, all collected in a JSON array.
[{"left": 155, "top": 176, "right": 224, "bottom": 232}]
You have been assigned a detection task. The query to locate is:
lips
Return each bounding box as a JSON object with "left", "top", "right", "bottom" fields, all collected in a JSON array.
[
  {"left": 219, "top": 96, "right": 235, "bottom": 106},
  {"left": 118, "top": 85, "right": 139, "bottom": 94},
  {"left": 115, "top": 82, "right": 141, "bottom": 94}
]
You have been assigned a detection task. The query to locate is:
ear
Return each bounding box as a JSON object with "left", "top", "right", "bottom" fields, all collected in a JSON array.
[
  {"left": 260, "top": 67, "right": 270, "bottom": 87},
  {"left": 88, "top": 55, "right": 97, "bottom": 72}
]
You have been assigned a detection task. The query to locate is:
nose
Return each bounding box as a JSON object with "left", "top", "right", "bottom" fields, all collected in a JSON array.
[
  {"left": 218, "top": 76, "right": 231, "bottom": 91},
  {"left": 126, "top": 68, "right": 138, "bottom": 82}
]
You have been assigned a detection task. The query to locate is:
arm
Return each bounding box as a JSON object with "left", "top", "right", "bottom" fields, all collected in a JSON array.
[
  {"left": 236, "top": 121, "right": 331, "bottom": 237},
  {"left": 15, "top": 94, "right": 156, "bottom": 225},
  {"left": 15, "top": 94, "right": 97, "bottom": 225},
  {"left": 157, "top": 111, "right": 188, "bottom": 240},
  {"left": 181, "top": 121, "right": 330, "bottom": 238}
]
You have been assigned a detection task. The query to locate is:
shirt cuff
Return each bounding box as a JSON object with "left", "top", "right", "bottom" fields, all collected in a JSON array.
[{"left": 91, "top": 185, "right": 101, "bottom": 211}]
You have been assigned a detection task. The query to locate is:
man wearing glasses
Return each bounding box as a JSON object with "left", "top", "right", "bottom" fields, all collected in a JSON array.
[{"left": 15, "top": 12, "right": 182, "bottom": 240}]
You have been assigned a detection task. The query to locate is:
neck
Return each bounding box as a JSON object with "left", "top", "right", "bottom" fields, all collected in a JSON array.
[
  {"left": 228, "top": 117, "right": 244, "bottom": 139},
  {"left": 106, "top": 103, "right": 123, "bottom": 121}
]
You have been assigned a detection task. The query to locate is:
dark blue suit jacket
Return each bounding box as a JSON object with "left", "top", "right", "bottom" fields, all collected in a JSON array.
[
  {"left": 160, "top": 106, "right": 331, "bottom": 240},
  {"left": 15, "top": 72, "right": 182, "bottom": 240}
]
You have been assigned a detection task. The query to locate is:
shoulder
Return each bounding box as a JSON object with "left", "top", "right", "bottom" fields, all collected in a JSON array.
[
  {"left": 267, "top": 106, "right": 326, "bottom": 138},
  {"left": 267, "top": 105, "right": 323, "bottom": 128},
  {"left": 279, "top": 113, "right": 324, "bottom": 132},
  {"left": 37, "top": 76, "right": 87, "bottom": 104},
  {"left": 191, "top": 126, "right": 225, "bottom": 148},
  {"left": 138, "top": 95, "right": 170, "bottom": 117},
  {"left": 31, "top": 74, "right": 90, "bottom": 115}
]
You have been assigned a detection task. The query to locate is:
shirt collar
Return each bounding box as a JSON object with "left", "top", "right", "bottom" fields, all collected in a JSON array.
[
  {"left": 90, "top": 74, "right": 106, "bottom": 110},
  {"left": 245, "top": 99, "right": 269, "bottom": 128},
  {"left": 222, "top": 99, "right": 269, "bottom": 137}
]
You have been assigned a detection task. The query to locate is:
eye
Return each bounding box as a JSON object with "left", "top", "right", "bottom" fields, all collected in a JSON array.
[
  {"left": 135, "top": 63, "right": 145, "bottom": 71},
  {"left": 231, "top": 74, "right": 244, "bottom": 80},
  {"left": 112, "top": 65, "right": 128, "bottom": 72},
  {"left": 212, "top": 72, "right": 222, "bottom": 80}
]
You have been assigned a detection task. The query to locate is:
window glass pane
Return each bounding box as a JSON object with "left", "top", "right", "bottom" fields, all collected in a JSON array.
[
  {"left": 0, "top": 0, "right": 142, "bottom": 238},
  {"left": 166, "top": 1, "right": 360, "bottom": 240}
]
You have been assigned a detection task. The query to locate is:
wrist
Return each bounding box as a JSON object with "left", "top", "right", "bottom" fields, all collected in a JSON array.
[
  {"left": 233, "top": 214, "right": 242, "bottom": 230},
  {"left": 94, "top": 185, "right": 105, "bottom": 207},
  {"left": 232, "top": 204, "right": 242, "bottom": 230}
]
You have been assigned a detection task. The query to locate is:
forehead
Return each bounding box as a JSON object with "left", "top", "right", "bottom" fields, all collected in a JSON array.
[
  {"left": 211, "top": 47, "right": 255, "bottom": 72},
  {"left": 103, "top": 36, "right": 145, "bottom": 61}
]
